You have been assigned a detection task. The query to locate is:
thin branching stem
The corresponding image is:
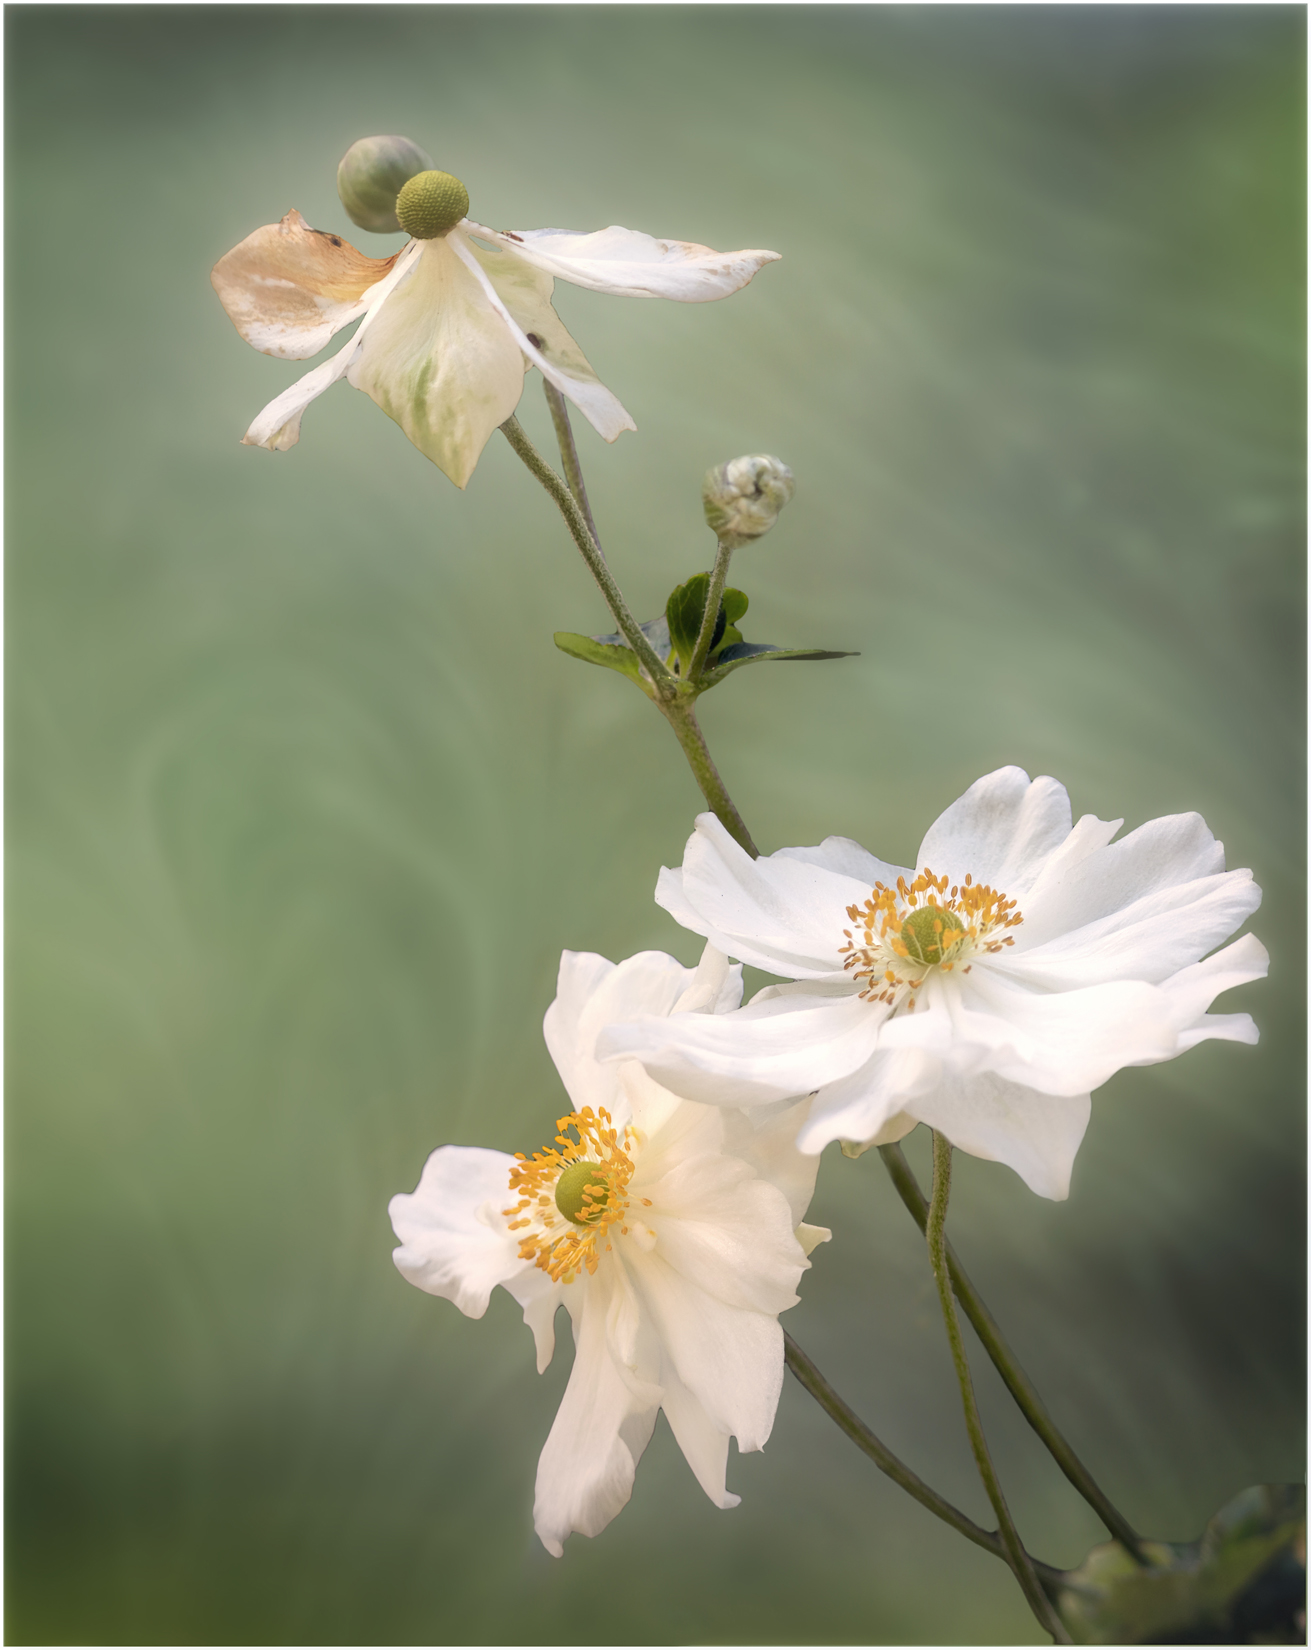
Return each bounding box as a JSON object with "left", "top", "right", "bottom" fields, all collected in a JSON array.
[
  {"left": 542, "top": 382, "right": 603, "bottom": 558},
  {"left": 878, "top": 1141, "right": 1150, "bottom": 1563},
  {"left": 687, "top": 535, "right": 735, "bottom": 680},
  {"left": 926, "top": 1133, "right": 1072, "bottom": 1643},
  {"left": 499, "top": 415, "right": 669, "bottom": 683}
]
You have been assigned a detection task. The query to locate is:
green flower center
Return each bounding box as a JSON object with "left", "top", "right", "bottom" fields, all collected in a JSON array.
[
  {"left": 899, "top": 905, "right": 966, "bottom": 967},
  {"left": 554, "top": 1160, "right": 612, "bottom": 1225},
  {"left": 394, "top": 170, "right": 470, "bottom": 240}
]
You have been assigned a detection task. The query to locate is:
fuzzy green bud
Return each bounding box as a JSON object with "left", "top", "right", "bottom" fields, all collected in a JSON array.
[
  {"left": 555, "top": 1161, "right": 610, "bottom": 1225},
  {"left": 395, "top": 169, "right": 470, "bottom": 240},
  {"left": 900, "top": 905, "right": 965, "bottom": 967},
  {"left": 337, "top": 135, "right": 434, "bottom": 234},
  {"left": 702, "top": 454, "right": 795, "bottom": 548}
]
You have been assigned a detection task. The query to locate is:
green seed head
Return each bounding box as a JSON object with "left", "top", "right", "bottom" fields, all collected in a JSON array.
[
  {"left": 395, "top": 170, "right": 470, "bottom": 240},
  {"left": 337, "top": 135, "right": 434, "bottom": 234},
  {"left": 555, "top": 1161, "right": 610, "bottom": 1225},
  {"left": 900, "top": 904, "right": 965, "bottom": 967}
]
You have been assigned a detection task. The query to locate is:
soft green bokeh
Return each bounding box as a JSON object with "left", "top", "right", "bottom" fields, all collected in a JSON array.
[{"left": 7, "top": 6, "right": 1303, "bottom": 1645}]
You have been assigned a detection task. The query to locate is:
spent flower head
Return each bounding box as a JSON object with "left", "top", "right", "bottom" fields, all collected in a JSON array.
[{"left": 211, "top": 135, "right": 780, "bottom": 487}]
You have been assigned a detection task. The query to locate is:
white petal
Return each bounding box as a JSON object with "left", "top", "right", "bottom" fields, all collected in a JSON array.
[
  {"left": 625, "top": 1247, "right": 784, "bottom": 1451},
  {"left": 545, "top": 949, "right": 701, "bottom": 1120},
  {"left": 453, "top": 234, "right": 636, "bottom": 442},
  {"left": 719, "top": 1095, "right": 822, "bottom": 1225},
  {"left": 794, "top": 1047, "right": 942, "bottom": 1154},
  {"left": 600, "top": 988, "right": 882, "bottom": 1108},
  {"left": 241, "top": 242, "right": 420, "bottom": 451},
  {"left": 1006, "top": 866, "right": 1262, "bottom": 989},
  {"left": 505, "top": 1268, "right": 566, "bottom": 1374},
  {"left": 1160, "top": 932, "right": 1268, "bottom": 1050},
  {"left": 906, "top": 1076, "right": 1092, "bottom": 1201},
  {"left": 916, "top": 768, "right": 1073, "bottom": 896},
  {"left": 659, "top": 1366, "right": 739, "bottom": 1509},
  {"left": 212, "top": 208, "right": 400, "bottom": 360},
  {"left": 532, "top": 1275, "right": 661, "bottom": 1556},
  {"left": 795, "top": 1222, "right": 832, "bottom": 1257},
  {"left": 775, "top": 834, "right": 910, "bottom": 887},
  {"left": 656, "top": 814, "right": 873, "bottom": 980},
  {"left": 347, "top": 237, "right": 526, "bottom": 487},
  {"left": 388, "top": 1146, "right": 525, "bottom": 1317},
  {"left": 671, "top": 942, "right": 744, "bottom": 1015},
  {"left": 641, "top": 1154, "right": 805, "bottom": 1317},
  {"left": 465, "top": 221, "right": 780, "bottom": 302}
]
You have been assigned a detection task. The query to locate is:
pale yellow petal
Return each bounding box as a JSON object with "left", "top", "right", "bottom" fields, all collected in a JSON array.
[
  {"left": 346, "top": 238, "right": 526, "bottom": 487},
  {"left": 212, "top": 208, "right": 399, "bottom": 361}
]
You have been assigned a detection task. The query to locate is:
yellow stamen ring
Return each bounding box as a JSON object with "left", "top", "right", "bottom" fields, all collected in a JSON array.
[
  {"left": 838, "top": 867, "right": 1022, "bottom": 1009},
  {"left": 503, "top": 1107, "right": 636, "bottom": 1283}
]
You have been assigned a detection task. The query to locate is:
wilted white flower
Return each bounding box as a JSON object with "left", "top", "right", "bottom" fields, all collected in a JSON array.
[
  {"left": 703, "top": 454, "right": 795, "bottom": 547},
  {"left": 600, "top": 767, "right": 1267, "bottom": 1200},
  {"left": 389, "top": 946, "right": 828, "bottom": 1556},
  {"left": 211, "top": 154, "right": 779, "bottom": 488}
]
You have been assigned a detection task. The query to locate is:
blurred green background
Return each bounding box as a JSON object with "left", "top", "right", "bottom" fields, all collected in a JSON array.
[{"left": 7, "top": 5, "right": 1304, "bottom": 1644}]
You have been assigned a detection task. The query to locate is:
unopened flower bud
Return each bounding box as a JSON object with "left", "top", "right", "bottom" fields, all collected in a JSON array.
[
  {"left": 395, "top": 169, "right": 471, "bottom": 240},
  {"left": 702, "top": 454, "right": 795, "bottom": 547},
  {"left": 337, "top": 135, "right": 434, "bottom": 234}
]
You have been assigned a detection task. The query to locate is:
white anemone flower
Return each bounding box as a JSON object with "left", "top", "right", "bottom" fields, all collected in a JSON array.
[
  {"left": 211, "top": 168, "right": 779, "bottom": 488},
  {"left": 389, "top": 945, "right": 829, "bottom": 1557},
  {"left": 598, "top": 767, "right": 1268, "bottom": 1201}
]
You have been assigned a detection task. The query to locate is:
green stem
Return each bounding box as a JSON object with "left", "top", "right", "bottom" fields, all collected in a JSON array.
[
  {"left": 686, "top": 534, "right": 735, "bottom": 680},
  {"left": 499, "top": 415, "right": 670, "bottom": 683},
  {"left": 542, "top": 381, "right": 603, "bottom": 558},
  {"left": 927, "top": 1133, "right": 1071, "bottom": 1643},
  {"left": 878, "top": 1141, "right": 1150, "bottom": 1564},
  {"left": 783, "top": 1333, "right": 1065, "bottom": 1598},
  {"left": 656, "top": 696, "right": 758, "bottom": 857}
]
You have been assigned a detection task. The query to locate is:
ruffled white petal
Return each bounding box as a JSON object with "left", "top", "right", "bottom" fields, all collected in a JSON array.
[
  {"left": 451, "top": 234, "right": 636, "bottom": 442},
  {"left": 906, "top": 1076, "right": 1092, "bottom": 1201},
  {"left": 388, "top": 1145, "right": 526, "bottom": 1317},
  {"left": 465, "top": 221, "right": 780, "bottom": 302},
  {"left": 532, "top": 1273, "right": 661, "bottom": 1557},
  {"left": 658, "top": 1366, "right": 740, "bottom": 1509},
  {"left": 599, "top": 987, "right": 883, "bottom": 1108},
  {"left": 656, "top": 814, "right": 873, "bottom": 979},
  {"left": 915, "top": 767, "right": 1074, "bottom": 896},
  {"left": 794, "top": 1048, "right": 942, "bottom": 1154}
]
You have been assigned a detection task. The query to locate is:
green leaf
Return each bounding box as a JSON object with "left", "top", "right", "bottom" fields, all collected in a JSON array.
[
  {"left": 702, "top": 642, "right": 859, "bottom": 684},
  {"left": 1054, "top": 1484, "right": 1305, "bottom": 1645},
  {"left": 553, "top": 631, "right": 647, "bottom": 688},
  {"left": 664, "top": 576, "right": 751, "bottom": 675}
]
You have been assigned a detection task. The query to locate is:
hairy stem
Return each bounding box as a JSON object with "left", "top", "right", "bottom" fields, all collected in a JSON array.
[
  {"left": 542, "top": 381, "right": 603, "bottom": 558},
  {"left": 499, "top": 415, "right": 669, "bottom": 682},
  {"left": 657, "top": 696, "right": 759, "bottom": 857},
  {"left": 927, "top": 1132, "right": 1071, "bottom": 1643},
  {"left": 878, "top": 1141, "right": 1149, "bottom": 1564},
  {"left": 687, "top": 534, "right": 735, "bottom": 680}
]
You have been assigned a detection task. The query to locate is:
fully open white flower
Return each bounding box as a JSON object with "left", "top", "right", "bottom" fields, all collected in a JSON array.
[
  {"left": 212, "top": 184, "right": 778, "bottom": 488},
  {"left": 389, "top": 945, "right": 828, "bottom": 1556},
  {"left": 598, "top": 768, "right": 1267, "bottom": 1201}
]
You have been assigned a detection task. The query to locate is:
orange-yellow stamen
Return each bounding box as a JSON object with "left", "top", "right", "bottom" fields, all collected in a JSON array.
[
  {"left": 839, "top": 867, "right": 1022, "bottom": 1008},
  {"left": 502, "top": 1106, "right": 636, "bottom": 1283}
]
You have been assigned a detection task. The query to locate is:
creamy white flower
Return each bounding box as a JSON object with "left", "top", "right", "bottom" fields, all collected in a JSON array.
[
  {"left": 212, "top": 206, "right": 778, "bottom": 487},
  {"left": 598, "top": 767, "right": 1268, "bottom": 1201},
  {"left": 389, "top": 945, "right": 828, "bottom": 1557}
]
